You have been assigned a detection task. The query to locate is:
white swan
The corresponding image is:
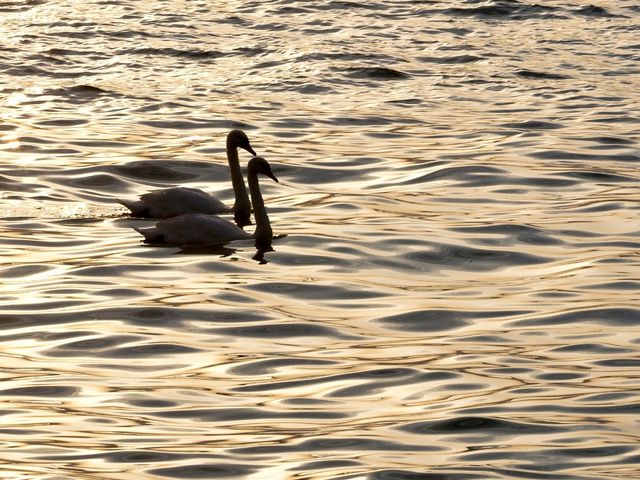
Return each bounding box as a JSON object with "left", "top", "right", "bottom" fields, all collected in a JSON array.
[
  {"left": 117, "top": 129, "right": 256, "bottom": 218},
  {"left": 134, "top": 156, "right": 278, "bottom": 246}
]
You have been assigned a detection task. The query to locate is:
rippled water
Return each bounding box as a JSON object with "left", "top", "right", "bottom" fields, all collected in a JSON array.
[{"left": 1, "top": 1, "right": 639, "bottom": 478}]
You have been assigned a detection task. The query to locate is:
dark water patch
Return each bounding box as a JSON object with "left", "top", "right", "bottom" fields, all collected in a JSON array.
[
  {"left": 574, "top": 5, "right": 618, "bottom": 17},
  {"left": 35, "top": 118, "right": 88, "bottom": 127},
  {"left": 283, "top": 397, "right": 339, "bottom": 406},
  {"left": 121, "top": 47, "right": 223, "bottom": 60},
  {"left": 512, "top": 307, "right": 640, "bottom": 328},
  {"left": 555, "top": 170, "right": 635, "bottom": 183},
  {"left": 516, "top": 70, "right": 571, "bottom": 80},
  {"left": 578, "top": 392, "right": 639, "bottom": 403},
  {"left": 229, "top": 357, "right": 338, "bottom": 375},
  {"left": 274, "top": 165, "right": 368, "bottom": 185},
  {"left": 0, "top": 386, "right": 78, "bottom": 397},
  {"left": 133, "top": 101, "right": 192, "bottom": 113},
  {"left": 246, "top": 281, "right": 387, "bottom": 300},
  {"left": 551, "top": 343, "right": 631, "bottom": 354},
  {"left": 149, "top": 464, "right": 254, "bottom": 478},
  {"left": 499, "top": 120, "right": 563, "bottom": 130},
  {"left": 378, "top": 310, "right": 475, "bottom": 332},
  {"left": 461, "top": 403, "right": 640, "bottom": 416},
  {"left": 0, "top": 428, "right": 49, "bottom": 435},
  {"left": 369, "top": 471, "right": 483, "bottom": 480},
  {"left": 150, "top": 407, "right": 349, "bottom": 422},
  {"left": 111, "top": 161, "right": 204, "bottom": 181},
  {"left": 233, "top": 437, "right": 442, "bottom": 455},
  {"left": 58, "top": 173, "right": 130, "bottom": 190},
  {"left": 485, "top": 367, "right": 535, "bottom": 375},
  {"left": 529, "top": 150, "right": 640, "bottom": 162},
  {"left": 329, "top": 370, "right": 451, "bottom": 398},
  {"left": 46, "top": 335, "right": 143, "bottom": 357},
  {"left": 233, "top": 368, "right": 422, "bottom": 393},
  {"left": 446, "top": 3, "right": 561, "bottom": 20},
  {"left": 4, "top": 65, "right": 91, "bottom": 78},
  {"left": 38, "top": 449, "right": 226, "bottom": 463},
  {"left": 399, "top": 416, "right": 565, "bottom": 437},
  {"left": 417, "top": 55, "right": 483, "bottom": 64},
  {"left": 138, "top": 119, "right": 254, "bottom": 130},
  {"left": 0, "top": 330, "right": 88, "bottom": 343},
  {"left": 127, "top": 398, "right": 179, "bottom": 408},
  {"left": 386, "top": 98, "right": 423, "bottom": 106},
  {"left": 535, "top": 372, "right": 586, "bottom": 381},
  {"left": 575, "top": 135, "right": 636, "bottom": 145},
  {"left": 0, "top": 264, "right": 52, "bottom": 278},
  {"left": 267, "top": 118, "right": 314, "bottom": 129},
  {"left": 0, "top": 306, "right": 271, "bottom": 330},
  {"left": 38, "top": 84, "right": 123, "bottom": 103},
  {"left": 462, "top": 445, "right": 635, "bottom": 463},
  {"left": 342, "top": 66, "right": 409, "bottom": 80},
  {"left": 584, "top": 281, "right": 640, "bottom": 290},
  {"left": 96, "top": 343, "right": 200, "bottom": 358},
  {"left": 395, "top": 165, "right": 506, "bottom": 187},
  {"left": 441, "top": 383, "right": 487, "bottom": 391},
  {"left": 405, "top": 244, "right": 550, "bottom": 271},
  {"left": 214, "top": 322, "right": 351, "bottom": 339},
  {"left": 587, "top": 115, "right": 639, "bottom": 124},
  {"left": 594, "top": 359, "right": 640, "bottom": 368},
  {"left": 292, "top": 459, "right": 361, "bottom": 471},
  {"left": 456, "top": 335, "right": 513, "bottom": 344},
  {"left": 449, "top": 224, "right": 563, "bottom": 246},
  {"left": 320, "top": 115, "right": 418, "bottom": 127}
]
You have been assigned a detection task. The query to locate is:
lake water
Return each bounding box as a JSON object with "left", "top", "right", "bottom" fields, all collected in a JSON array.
[{"left": 1, "top": 1, "right": 639, "bottom": 478}]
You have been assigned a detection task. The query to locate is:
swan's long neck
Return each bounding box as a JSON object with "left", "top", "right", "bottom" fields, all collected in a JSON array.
[
  {"left": 226, "top": 140, "right": 250, "bottom": 213},
  {"left": 248, "top": 173, "right": 272, "bottom": 243}
]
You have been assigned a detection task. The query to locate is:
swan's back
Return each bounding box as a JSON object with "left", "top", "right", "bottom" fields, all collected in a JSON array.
[
  {"left": 120, "top": 187, "right": 230, "bottom": 218},
  {"left": 135, "top": 213, "right": 251, "bottom": 245}
]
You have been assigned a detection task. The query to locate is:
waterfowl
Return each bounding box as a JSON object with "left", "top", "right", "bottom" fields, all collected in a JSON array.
[
  {"left": 134, "top": 156, "right": 278, "bottom": 247},
  {"left": 117, "top": 129, "right": 256, "bottom": 218}
]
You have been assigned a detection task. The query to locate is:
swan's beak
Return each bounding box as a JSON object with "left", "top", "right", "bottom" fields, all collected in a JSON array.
[
  {"left": 245, "top": 145, "right": 257, "bottom": 156},
  {"left": 266, "top": 171, "right": 279, "bottom": 183}
]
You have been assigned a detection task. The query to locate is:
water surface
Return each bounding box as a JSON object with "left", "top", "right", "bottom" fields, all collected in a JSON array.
[{"left": 1, "top": 1, "right": 639, "bottom": 479}]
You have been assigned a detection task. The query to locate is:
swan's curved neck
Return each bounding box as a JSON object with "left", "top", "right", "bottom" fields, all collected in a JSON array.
[
  {"left": 248, "top": 173, "right": 272, "bottom": 243},
  {"left": 226, "top": 139, "right": 250, "bottom": 213}
]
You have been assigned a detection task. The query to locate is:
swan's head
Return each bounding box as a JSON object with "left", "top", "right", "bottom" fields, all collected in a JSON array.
[
  {"left": 248, "top": 156, "right": 278, "bottom": 183},
  {"left": 227, "top": 129, "right": 256, "bottom": 156}
]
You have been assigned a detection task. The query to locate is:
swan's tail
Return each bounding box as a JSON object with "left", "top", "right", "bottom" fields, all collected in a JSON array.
[
  {"left": 133, "top": 226, "right": 164, "bottom": 244},
  {"left": 116, "top": 198, "right": 150, "bottom": 217}
]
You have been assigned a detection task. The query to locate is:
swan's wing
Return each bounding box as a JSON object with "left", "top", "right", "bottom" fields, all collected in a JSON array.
[
  {"left": 135, "top": 187, "right": 231, "bottom": 218},
  {"left": 142, "top": 213, "right": 251, "bottom": 245}
]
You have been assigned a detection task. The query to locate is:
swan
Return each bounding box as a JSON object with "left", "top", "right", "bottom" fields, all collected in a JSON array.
[
  {"left": 134, "top": 156, "right": 278, "bottom": 247},
  {"left": 117, "top": 129, "right": 256, "bottom": 218}
]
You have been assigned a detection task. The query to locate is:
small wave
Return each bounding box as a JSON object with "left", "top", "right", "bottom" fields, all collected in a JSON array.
[
  {"left": 417, "top": 55, "right": 484, "bottom": 64},
  {"left": 121, "top": 47, "right": 223, "bottom": 60},
  {"left": 446, "top": 2, "right": 562, "bottom": 20},
  {"left": 516, "top": 69, "right": 571, "bottom": 80},
  {"left": 342, "top": 66, "right": 410, "bottom": 80}
]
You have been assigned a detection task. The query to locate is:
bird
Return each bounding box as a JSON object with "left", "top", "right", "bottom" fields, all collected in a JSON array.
[
  {"left": 117, "top": 129, "right": 256, "bottom": 218},
  {"left": 134, "top": 156, "right": 278, "bottom": 247}
]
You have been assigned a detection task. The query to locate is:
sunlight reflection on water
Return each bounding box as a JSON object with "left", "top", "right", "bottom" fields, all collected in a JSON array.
[{"left": 0, "top": 0, "right": 639, "bottom": 478}]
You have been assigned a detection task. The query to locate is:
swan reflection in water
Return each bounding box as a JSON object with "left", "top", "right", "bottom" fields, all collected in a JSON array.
[
  {"left": 118, "top": 130, "right": 256, "bottom": 218},
  {"left": 134, "top": 156, "right": 280, "bottom": 263},
  {"left": 177, "top": 238, "right": 282, "bottom": 264}
]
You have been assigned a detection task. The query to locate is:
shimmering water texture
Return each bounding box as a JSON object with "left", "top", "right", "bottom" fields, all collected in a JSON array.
[{"left": 1, "top": 1, "right": 640, "bottom": 479}]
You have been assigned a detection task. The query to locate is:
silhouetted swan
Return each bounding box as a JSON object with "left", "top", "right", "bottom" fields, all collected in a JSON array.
[
  {"left": 118, "top": 129, "right": 256, "bottom": 218},
  {"left": 134, "top": 156, "right": 278, "bottom": 247}
]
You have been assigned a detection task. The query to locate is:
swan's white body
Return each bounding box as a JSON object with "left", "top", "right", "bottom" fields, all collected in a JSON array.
[
  {"left": 135, "top": 156, "right": 278, "bottom": 247},
  {"left": 118, "top": 130, "right": 255, "bottom": 218}
]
